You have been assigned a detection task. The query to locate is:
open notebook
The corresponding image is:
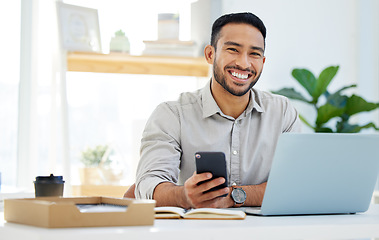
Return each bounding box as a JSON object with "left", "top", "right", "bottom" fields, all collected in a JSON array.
[{"left": 155, "top": 207, "right": 246, "bottom": 220}]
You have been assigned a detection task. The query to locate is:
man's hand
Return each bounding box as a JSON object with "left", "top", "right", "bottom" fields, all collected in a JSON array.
[
  {"left": 152, "top": 177, "right": 267, "bottom": 208},
  {"left": 183, "top": 172, "right": 233, "bottom": 208}
]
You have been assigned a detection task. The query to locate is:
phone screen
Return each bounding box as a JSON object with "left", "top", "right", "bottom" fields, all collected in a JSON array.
[{"left": 195, "top": 151, "right": 228, "bottom": 197}]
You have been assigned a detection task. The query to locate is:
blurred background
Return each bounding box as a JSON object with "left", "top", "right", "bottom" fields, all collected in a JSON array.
[{"left": 0, "top": 0, "right": 378, "bottom": 196}]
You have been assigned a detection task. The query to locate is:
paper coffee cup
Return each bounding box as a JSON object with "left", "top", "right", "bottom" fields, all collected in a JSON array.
[{"left": 34, "top": 174, "right": 65, "bottom": 197}]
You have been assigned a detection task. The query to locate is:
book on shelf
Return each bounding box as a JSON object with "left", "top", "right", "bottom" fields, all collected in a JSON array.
[{"left": 155, "top": 206, "right": 246, "bottom": 220}]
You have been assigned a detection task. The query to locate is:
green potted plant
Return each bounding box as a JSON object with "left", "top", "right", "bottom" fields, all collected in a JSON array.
[
  {"left": 79, "top": 144, "right": 123, "bottom": 185},
  {"left": 80, "top": 144, "right": 112, "bottom": 167},
  {"left": 273, "top": 65, "right": 379, "bottom": 133},
  {"left": 109, "top": 29, "right": 130, "bottom": 53}
]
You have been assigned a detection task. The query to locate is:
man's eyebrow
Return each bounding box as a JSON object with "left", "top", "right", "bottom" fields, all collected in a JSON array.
[
  {"left": 251, "top": 46, "right": 265, "bottom": 53},
  {"left": 224, "top": 41, "right": 242, "bottom": 47},
  {"left": 224, "top": 41, "right": 264, "bottom": 53}
]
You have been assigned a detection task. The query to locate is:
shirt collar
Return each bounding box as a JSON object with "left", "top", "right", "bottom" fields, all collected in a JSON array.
[
  {"left": 201, "top": 80, "right": 221, "bottom": 118},
  {"left": 201, "top": 80, "right": 264, "bottom": 119}
]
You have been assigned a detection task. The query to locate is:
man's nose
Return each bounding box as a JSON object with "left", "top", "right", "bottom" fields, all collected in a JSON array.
[{"left": 235, "top": 52, "right": 251, "bottom": 69}]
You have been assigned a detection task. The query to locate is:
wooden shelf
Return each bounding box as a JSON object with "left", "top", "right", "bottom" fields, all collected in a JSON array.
[{"left": 67, "top": 52, "right": 210, "bottom": 77}]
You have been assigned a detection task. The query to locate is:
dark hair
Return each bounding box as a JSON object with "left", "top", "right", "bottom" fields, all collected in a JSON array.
[{"left": 210, "top": 12, "right": 266, "bottom": 48}]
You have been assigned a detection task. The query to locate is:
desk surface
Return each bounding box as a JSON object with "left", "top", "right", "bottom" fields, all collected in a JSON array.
[{"left": 2, "top": 204, "right": 379, "bottom": 240}]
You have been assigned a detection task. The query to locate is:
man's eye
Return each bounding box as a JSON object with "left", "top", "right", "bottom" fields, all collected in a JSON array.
[
  {"left": 251, "top": 52, "right": 262, "bottom": 58},
  {"left": 227, "top": 48, "right": 238, "bottom": 52}
]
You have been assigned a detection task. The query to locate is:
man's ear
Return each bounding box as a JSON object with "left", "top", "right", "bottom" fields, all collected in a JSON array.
[{"left": 204, "top": 45, "right": 215, "bottom": 64}]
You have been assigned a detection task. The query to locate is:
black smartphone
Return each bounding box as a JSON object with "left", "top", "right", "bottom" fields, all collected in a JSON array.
[{"left": 195, "top": 151, "right": 228, "bottom": 197}]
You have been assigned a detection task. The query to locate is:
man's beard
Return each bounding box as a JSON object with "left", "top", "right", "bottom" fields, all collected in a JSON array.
[{"left": 213, "top": 59, "right": 262, "bottom": 97}]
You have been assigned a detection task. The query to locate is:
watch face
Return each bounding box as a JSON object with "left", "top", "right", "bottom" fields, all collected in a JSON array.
[{"left": 232, "top": 188, "right": 246, "bottom": 204}]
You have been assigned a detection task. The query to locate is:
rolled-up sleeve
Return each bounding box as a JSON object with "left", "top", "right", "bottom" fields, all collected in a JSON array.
[
  {"left": 282, "top": 96, "right": 302, "bottom": 133},
  {"left": 135, "top": 102, "right": 182, "bottom": 199}
]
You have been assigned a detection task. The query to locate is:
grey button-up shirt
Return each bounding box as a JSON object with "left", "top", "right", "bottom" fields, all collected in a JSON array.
[{"left": 135, "top": 81, "right": 301, "bottom": 199}]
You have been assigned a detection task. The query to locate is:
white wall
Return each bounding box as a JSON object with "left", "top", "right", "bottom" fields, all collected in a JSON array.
[
  {"left": 357, "top": 0, "right": 379, "bottom": 127},
  {"left": 220, "top": 0, "right": 379, "bottom": 129}
]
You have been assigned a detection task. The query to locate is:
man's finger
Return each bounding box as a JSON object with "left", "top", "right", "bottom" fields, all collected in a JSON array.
[
  {"left": 191, "top": 172, "right": 213, "bottom": 185},
  {"left": 197, "top": 177, "right": 225, "bottom": 192}
]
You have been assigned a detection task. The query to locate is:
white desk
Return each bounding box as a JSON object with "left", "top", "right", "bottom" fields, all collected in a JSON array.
[
  {"left": 1, "top": 204, "right": 379, "bottom": 240},
  {"left": 0, "top": 187, "right": 34, "bottom": 212}
]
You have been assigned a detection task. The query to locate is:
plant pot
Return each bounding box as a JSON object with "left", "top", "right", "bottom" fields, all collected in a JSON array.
[
  {"left": 79, "top": 167, "right": 103, "bottom": 185},
  {"left": 79, "top": 167, "right": 124, "bottom": 185},
  {"left": 101, "top": 167, "right": 123, "bottom": 184}
]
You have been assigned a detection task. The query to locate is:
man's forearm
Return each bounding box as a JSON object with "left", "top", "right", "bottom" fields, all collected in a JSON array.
[
  {"left": 153, "top": 182, "right": 191, "bottom": 208},
  {"left": 242, "top": 182, "right": 267, "bottom": 206},
  {"left": 153, "top": 181, "right": 267, "bottom": 208}
]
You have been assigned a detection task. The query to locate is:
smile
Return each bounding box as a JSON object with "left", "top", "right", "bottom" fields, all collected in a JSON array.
[
  {"left": 228, "top": 67, "right": 255, "bottom": 82},
  {"left": 231, "top": 71, "right": 249, "bottom": 80}
]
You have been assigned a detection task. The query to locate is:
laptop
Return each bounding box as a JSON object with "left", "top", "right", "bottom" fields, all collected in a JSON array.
[{"left": 243, "top": 133, "right": 379, "bottom": 216}]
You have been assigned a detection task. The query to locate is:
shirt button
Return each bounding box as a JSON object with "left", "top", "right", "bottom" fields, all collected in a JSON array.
[{"left": 232, "top": 150, "right": 238, "bottom": 155}]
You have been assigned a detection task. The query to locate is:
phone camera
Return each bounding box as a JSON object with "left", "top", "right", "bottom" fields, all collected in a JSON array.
[{"left": 195, "top": 154, "right": 201, "bottom": 159}]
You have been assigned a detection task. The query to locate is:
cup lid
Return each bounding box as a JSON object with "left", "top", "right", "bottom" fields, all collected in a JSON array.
[{"left": 34, "top": 174, "right": 65, "bottom": 183}]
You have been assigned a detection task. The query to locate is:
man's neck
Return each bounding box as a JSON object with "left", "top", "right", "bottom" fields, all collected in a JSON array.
[{"left": 210, "top": 80, "right": 251, "bottom": 119}]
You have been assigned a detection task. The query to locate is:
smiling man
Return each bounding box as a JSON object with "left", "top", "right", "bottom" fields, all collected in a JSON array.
[{"left": 133, "top": 12, "right": 301, "bottom": 208}]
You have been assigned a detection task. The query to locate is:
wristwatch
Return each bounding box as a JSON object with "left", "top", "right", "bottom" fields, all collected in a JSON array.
[{"left": 231, "top": 185, "right": 247, "bottom": 207}]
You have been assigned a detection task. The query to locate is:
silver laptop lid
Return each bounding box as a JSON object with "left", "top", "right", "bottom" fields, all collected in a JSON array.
[{"left": 260, "top": 133, "right": 379, "bottom": 216}]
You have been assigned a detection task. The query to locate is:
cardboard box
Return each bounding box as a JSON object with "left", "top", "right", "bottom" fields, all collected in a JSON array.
[{"left": 4, "top": 196, "right": 155, "bottom": 228}]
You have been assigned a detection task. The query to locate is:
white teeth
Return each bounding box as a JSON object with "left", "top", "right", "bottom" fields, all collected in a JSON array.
[{"left": 231, "top": 71, "right": 248, "bottom": 79}]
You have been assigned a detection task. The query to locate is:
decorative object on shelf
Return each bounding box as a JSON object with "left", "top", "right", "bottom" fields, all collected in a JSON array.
[
  {"left": 273, "top": 65, "right": 379, "bottom": 133},
  {"left": 79, "top": 144, "right": 123, "bottom": 185},
  {"left": 109, "top": 29, "right": 130, "bottom": 53},
  {"left": 158, "top": 13, "right": 179, "bottom": 40},
  {"left": 56, "top": 2, "right": 102, "bottom": 53}
]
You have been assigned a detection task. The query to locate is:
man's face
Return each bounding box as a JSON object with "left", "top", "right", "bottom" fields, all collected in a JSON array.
[{"left": 212, "top": 23, "right": 266, "bottom": 97}]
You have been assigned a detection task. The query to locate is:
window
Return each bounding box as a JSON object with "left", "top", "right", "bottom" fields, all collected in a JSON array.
[
  {"left": 66, "top": 73, "right": 201, "bottom": 184},
  {"left": 0, "top": 1, "right": 20, "bottom": 187},
  {"left": 63, "top": 0, "right": 199, "bottom": 186},
  {"left": 1, "top": 0, "right": 199, "bottom": 190}
]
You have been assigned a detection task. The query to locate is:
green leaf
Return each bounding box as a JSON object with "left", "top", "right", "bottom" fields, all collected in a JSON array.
[
  {"left": 292, "top": 69, "right": 317, "bottom": 99},
  {"left": 344, "top": 95, "right": 379, "bottom": 116},
  {"left": 316, "top": 103, "right": 345, "bottom": 126},
  {"left": 337, "top": 121, "right": 379, "bottom": 133},
  {"left": 315, "top": 127, "right": 334, "bottom": 133},
  {"left": 314, "top": 66, "right": 339, "bottom": 100},
  {"left": 326, "top": 92, "right": 348, "bottom": 108},
  {"left": 272, "top": 88, "right": 310, "bottom": 103},
  {"left": 333, "top": 84, "right": 357, "bottom": 95},
  {"left": 80, "top": 144, "right": 110, "bottom": 167},
  {"left": 325, "top": 83, "right": 356, "bottom": 107}
]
